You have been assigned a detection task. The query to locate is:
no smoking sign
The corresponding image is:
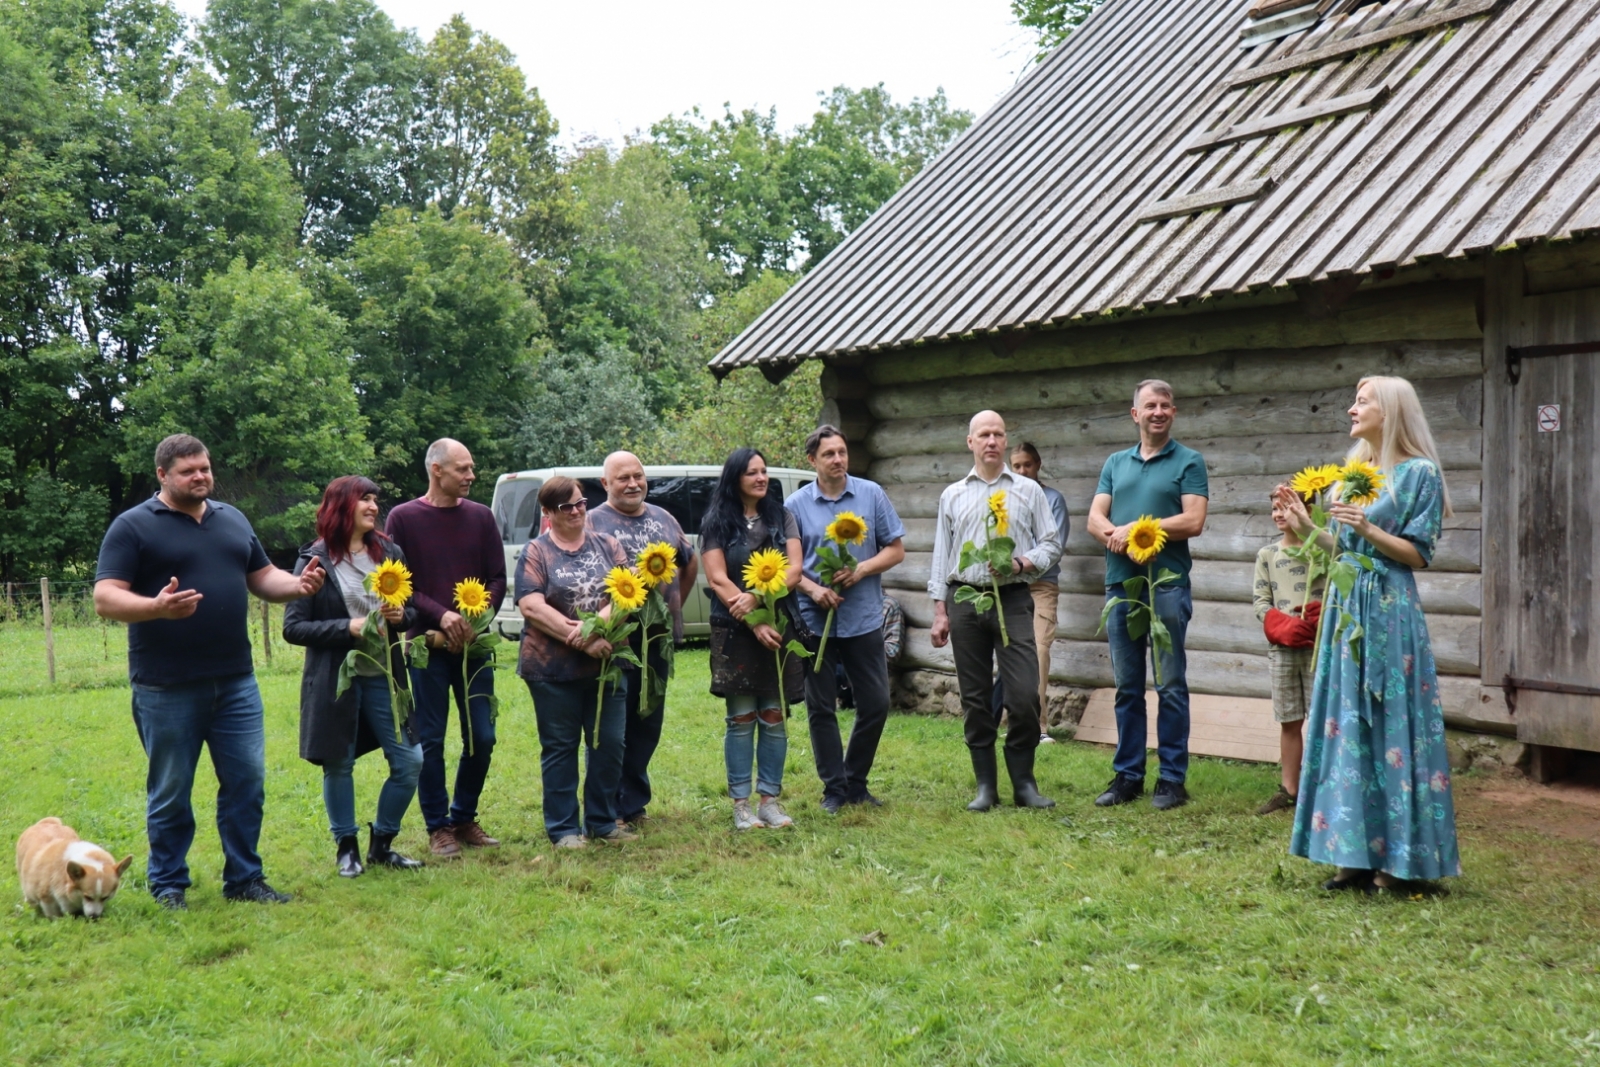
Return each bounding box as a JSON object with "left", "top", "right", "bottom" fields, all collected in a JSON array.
[{"left": 1537, "top": 404, "right": 1562, "bottom": 432}]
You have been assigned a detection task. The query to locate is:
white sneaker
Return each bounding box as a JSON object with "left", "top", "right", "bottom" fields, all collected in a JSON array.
[
  {"left": 733, "top": 798, "right": 765, "bottom": 831},
  {"left": 1039, "top": 733, "right": 1056, "bottom": 744},
  {"left": 757, "top": 798, "right": 794, "bottom": 828},
  {"left": 553, "top": 834, "right": 586, "bottom": 849}
]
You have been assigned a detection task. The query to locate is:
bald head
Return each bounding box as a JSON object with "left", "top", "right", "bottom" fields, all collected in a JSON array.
[
  {"left": 967, "top": 410, "right": 1009, "bottom": 474},
  {"left": 601, "top": 450, "right": 648, "bottom": 514},
  {"left": 424, "top": 438, "right": 475, "bottom": 504}
]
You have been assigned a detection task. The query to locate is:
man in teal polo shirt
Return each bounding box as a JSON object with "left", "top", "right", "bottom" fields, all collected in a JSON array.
[{"left": 1086, "top": 379, "right": 1209, "bottom": 811}]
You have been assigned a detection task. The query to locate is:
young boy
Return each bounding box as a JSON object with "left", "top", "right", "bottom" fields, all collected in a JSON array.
[{"left": 1253, "top": 494, "right": 1323, "bottom": 814}]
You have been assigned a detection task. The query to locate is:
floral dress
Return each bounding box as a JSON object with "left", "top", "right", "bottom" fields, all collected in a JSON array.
[{"left": 1289, "top": 458, "right": 1461, "bottom": 881}]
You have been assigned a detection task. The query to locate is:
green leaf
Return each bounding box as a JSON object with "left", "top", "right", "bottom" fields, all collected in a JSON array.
[
  {"left": 1154, "top": 568, "right": 1182, "bottom": 586},
  {"left": 468, "top": 631, "right": 499, "bottom": 659},
  {"left": 335, "top": 653, "right": 355, "bottom": 700},
  {"left": 1329, "top": 560, "right": 1358, "bottom": 598},
  {"left": 953, "top": 585, "right": 982, "bottom": 604},
  {"left": 742, "top": 608, "right": 774, "bottom": 628},
  {"left": 409, "top": 635, "right": 430, "bottom": 669},
  {"left": 1096, "top": 597, "right": 1123, "bottom": 637},
  {"left": 484, "top": 692, "right": 500, "bottom": 725},
  {"left": 987, "top": 536, "right": 1016, "bottom": 570},
  {"left": 784, "top": 639, "right": 814, "bottom": 660},
  {"left": 1121, "top": 576, "right": 1148, "bottom": 599},
  {"left": 974, "top": 594, "right": 995, "bottom": 615},
  {"left": 1125, "top": 607, "right": 1149, "bottom": 641},
  {"left": 958, "top": 540, "right": 983, "bottom": 571},
  {"left": 612, "top": 648, "right": 643, "bottom": 670}
]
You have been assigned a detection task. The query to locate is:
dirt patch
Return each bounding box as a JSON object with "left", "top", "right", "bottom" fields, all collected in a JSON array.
[{"left": 1457, "top": 774, "right": 1600, "bottom": 844}]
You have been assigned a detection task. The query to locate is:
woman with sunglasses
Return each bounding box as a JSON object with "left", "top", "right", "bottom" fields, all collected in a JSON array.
[{"left": 513, "top": 476, "right": 631, "bottom": 848}]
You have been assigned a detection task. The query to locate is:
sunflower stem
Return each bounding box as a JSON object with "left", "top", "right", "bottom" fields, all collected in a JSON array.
[
  {"left": 991, "top": 576, "right": 1009, "bottom": 647},
  {"left": 814, "top": 607, "right": 834, "bottom": 671},
  {"left": 1146, "top": 561, "right": 1162, "bottom": 688}
]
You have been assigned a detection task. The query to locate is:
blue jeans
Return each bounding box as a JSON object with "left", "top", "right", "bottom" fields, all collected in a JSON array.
[
  {"left": 616, "top": 637, "right": 671, "bottom": 823},
  {"left": 725, "top": 693, "right": 786, "bottom": 800},
  {"left": 409, "top": 650, "right": 497, "bottom": 832},
  {"left": 130, "top": 673, "right": 266, "bottom": 896},
  {"left": 526, "top": 676, "right": 627, "bottom": 841},
  {"left": 322, "top": 676, "right": 424, "bottom": 840},
  {"left": 1104, "top": 584, "right": 1193, "bottom": 784}
]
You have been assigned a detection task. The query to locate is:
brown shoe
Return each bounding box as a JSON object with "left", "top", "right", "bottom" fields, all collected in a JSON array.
[
  {"left": 452, "top": 821, "right": 500, "bottom": 848},
  {"left": 429, "top": 827, "right": 462, "bottom": 857},
  {"left": 1256, "top": 786, "right": 1296, "bottom": 815}
]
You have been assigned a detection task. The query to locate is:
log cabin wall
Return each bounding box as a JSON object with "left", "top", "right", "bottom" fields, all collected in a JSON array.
[{"left": 843, "top": 275, "right": 1514, "bottom": 735}]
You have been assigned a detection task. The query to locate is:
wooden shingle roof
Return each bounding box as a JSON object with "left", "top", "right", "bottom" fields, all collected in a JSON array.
[{"left": 711, "top": 0, "right": 1600, "bottom": 379}]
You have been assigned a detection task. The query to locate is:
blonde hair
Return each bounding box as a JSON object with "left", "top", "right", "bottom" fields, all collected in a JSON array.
[{"left": 1346, "top": 375, "right": 1453, "bottom": 517}]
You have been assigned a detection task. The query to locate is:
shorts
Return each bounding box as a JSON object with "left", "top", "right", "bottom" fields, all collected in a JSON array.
[{"left": 1267, "top": 644, "right": 1313, "bottom": 723}]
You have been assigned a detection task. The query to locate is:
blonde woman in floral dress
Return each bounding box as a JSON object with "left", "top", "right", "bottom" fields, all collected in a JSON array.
[{"left": 1275, "top": 376, "right": 1461, "bottom": 892}]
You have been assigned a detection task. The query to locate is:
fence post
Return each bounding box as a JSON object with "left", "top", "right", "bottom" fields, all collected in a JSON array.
[
  {"left": 260, "top": 598, "right": 271, "bottom": 665},
  {"left": 41, "top": 577, "right": 56, "bottom": 685}
]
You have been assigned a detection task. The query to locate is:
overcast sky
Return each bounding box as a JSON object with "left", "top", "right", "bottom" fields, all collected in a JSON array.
[{"left": 170, "top": 0, "right": 1037, "bottom": 145}]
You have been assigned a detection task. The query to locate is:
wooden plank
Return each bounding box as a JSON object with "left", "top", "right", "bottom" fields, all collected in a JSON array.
[
  {"left": 1185, "top": 85, "right": 1388, "bottom": 153},
  {"left": 1222, "top": 0, "right": 1503, "bottom": 90},
  {"left": 1515, "top": 691, "right": 1600, "bottom": 753},
  {"left": 1136, "top": 178, "right": 1277, "bottom": 224},
  {"left": 1073, "top": 690, "right": 1283, "bottom": 764}
]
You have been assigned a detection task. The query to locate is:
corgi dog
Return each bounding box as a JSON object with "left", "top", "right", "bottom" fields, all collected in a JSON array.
[{"left": 16, "top": 817, "right": 133, "bottom": 919}]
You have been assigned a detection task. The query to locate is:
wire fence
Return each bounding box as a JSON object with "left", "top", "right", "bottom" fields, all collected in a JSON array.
[{"left": 0, "top": 580, "right": 300, "bottom": 697}]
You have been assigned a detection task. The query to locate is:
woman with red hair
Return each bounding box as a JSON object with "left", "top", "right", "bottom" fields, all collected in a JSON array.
[{"left": 284, "top": 476, "right": 425, "bottom": 877}]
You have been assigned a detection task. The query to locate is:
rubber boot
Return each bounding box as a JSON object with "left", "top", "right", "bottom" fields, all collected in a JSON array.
[
  {"left": 367, "top": 825, "right": 425, "bottom": 870},
  {"left": 1005, "top": 747, "right": 1056, "bottom": 809},
  {"left": 336, "top": 834, "right": 364, "bottom": 878},
  {"left": 967, "top": 747, "right": 999, "bottom": 812}
]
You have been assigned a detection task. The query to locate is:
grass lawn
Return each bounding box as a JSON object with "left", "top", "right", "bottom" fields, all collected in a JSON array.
[{"left": 3, "top": 641, "right": 1598, "bottom": 1066}]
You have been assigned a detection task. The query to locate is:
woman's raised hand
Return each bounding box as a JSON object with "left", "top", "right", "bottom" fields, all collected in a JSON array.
[{"left": 751, "top": 622, "right": 782, "bottom": 651}]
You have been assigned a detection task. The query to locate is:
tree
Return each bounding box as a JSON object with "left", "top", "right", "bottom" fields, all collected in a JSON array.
[
  {"left": 333, "top": 206, "right": 543, "bottom": 498},
  {"left": 513, "top": 347, "right": 658, "bottom": 469},
  {"left": 201, "top": 0, "right": 420, "bottom": 251},
  {"left": 1011, "top": 0, "right": 1103, "bottom": 62},
  {"left": 123, "top": 260, "right": 371, "bottom": 550}
]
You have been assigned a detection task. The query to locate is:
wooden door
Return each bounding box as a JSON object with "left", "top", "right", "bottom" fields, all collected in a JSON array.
[{"left": 1500, "top": 289, "right": 1600, "bottom": 750}]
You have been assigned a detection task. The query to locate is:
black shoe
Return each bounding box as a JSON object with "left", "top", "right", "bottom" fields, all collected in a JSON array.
[
  {"left": 1004, "top": 747, "right": 1056, "bottom": 809},
  {"left": 224, "top": 879, "right": 291, "bottom": 904},
  {"left": 967, "top": 747, "right": 999, "bottom": 812},
  {"left": 1094, "top": 774, "right": 1144, "bottom": 807},
  {"left": 1323, "top": 870, "right": 1374, "bottom": 892},
  {"left": 155, "top": 889, "right": 187, "bottom": 911},
  {"left": 367, "top": 825, "right": 425, "bottom": 870},
  {"left": 336, "top": 834, "right": 364, "bottom": 878},
  {"left": 1152, "top": 779, "right": 1189, "bottom": 811},
  {"left": 845, "top": 792, "right": 884, "bottom": 808},
  {"left": 820, "top": 795, "right": 845, "bottom": 815}
]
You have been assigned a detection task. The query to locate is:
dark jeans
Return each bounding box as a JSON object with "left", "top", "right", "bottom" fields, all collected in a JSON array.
[
  {"left": 1104, "top": 583, "right": 1193, "bottom": 784},
  {"left": 322, "top": 676, "right": 424, "bottom": 840},
  {"left": 616, "top": 638, "right": 671, "bottom": 823},
  {"left": 949, "top": 584, "right": 1040, "bottom": 752},
  {"left": 130, "top": 672, "right": 266, "bottom": 896},
  {"left": 409, "top": 650, "right": 497, "bottom": 832},
  {"left": 803, "top": 626, "right": 891, "bottom": 801},
  {"left": 526, "top": 675, "right": 627, "bottom": 841}
]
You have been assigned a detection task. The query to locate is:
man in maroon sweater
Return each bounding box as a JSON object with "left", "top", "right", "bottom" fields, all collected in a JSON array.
[{"left": 385, "top": 438, "right": 508, "bottom": 858}]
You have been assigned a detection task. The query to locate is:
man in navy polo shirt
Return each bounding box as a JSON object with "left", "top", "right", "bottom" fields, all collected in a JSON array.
[
  {"left": 95, "top": 434, "right": 326, "bottom": 909},
  {"left": 788, "top": 425, "right": 905, "bottom": 812},
  {"left": 1087, "top": 380, "right": 1209, "bottom": 812}
]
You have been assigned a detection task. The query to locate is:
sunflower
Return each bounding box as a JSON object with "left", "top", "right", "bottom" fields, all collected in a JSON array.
[
  {"left": 1125, "top": 515, "right": 1168, "bottom": 566},
  {"left": 987, "top": 490, "right": 1010, "bottom": 538},
  {"left": 369, "top": 558, "right": 413, "bottom": 608},
  {"left": 825, "top": 511, "right": 868, "bottom": 546},
  {"left": 1290, "top": 463, "right": 1342, "bottom": 501},
  {"left": 453, "top": 577, "right": 492, "bottom": 618},
  {"left": 742, "top": 547, "right": 790, "bottom": 597},
  {"left": 604, "top": 566, "right": 648, "bottom": 612},
  {"left": 635, "top": 542, "right": 678, "bottom": 589},
  {"left": 1339, "top": 460, "right": 1385, "bottom": 506}
]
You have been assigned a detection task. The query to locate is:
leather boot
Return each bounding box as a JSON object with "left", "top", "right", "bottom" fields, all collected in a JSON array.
[
  {"left": 967, "top": 746, "right": 999, "bottom": 812},
  {"left": 1005, "top": 747, "right": 1056, "bottom": 809},
  {"left": 336, "top": 834, "right": 364, "bottom": 878},
  {"left": 367, "top": 825, "right": 425, "bottom": 870}
]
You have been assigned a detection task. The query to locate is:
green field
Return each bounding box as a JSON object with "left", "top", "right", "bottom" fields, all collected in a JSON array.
[{"left": 2, "top": 640, "right": 1597, "bottom": 1066}]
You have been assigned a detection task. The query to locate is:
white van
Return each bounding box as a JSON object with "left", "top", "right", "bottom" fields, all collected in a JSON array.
[{"left": 489, "top": 464, "right": 814, "bottom": 639}]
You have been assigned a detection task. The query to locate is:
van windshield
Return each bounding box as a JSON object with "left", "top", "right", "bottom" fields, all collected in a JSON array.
[{"left": 493, "top": 479, "right": 543, "bottom": 544}]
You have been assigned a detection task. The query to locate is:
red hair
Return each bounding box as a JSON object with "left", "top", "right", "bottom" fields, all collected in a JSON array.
[{"left": 315, "top": 476, "right": 387, "bottom": 564}]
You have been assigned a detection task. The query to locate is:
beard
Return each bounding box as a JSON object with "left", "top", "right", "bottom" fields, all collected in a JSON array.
[{"left": 164, "top": 479, "right": 212, "bottom": 506}]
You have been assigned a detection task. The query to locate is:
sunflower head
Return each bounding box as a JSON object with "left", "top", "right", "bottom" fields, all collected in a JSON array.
[
  {"left": 1125, "top": 515, "right": 1168, "bottom": 566},
  {"left": 369, "top": 558, "right": 414, "bottom": 608},
  {"left": 1339, "top": 460, "right": 1385, "bottom": 506},
  {"left": 825, "top": 511, "right": 868, "bottom": 546},
  {"left": 453, "top": 577, "right": 491, "bottom": 618},
  {"left": 604, "top": 567, "right": 648, "bottom": 612},
  {"left": 634, "top": 542, "right": 678, "bottom": 589},
  {"left": 742, "top": 547, "right": 789, "bottom": 597},
  {"left": 987, "top": 490, "right": 1010, "bottom": 538},
  {"left": 1289, "top": 463, "right": 1342, "bottom": 501}
]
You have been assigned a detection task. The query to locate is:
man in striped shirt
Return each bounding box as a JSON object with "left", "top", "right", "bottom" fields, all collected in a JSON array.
[{"left": 929, "top": 410, "right": 1063, "bottom": 812}]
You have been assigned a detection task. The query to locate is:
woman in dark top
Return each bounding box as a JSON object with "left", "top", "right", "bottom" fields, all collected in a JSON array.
[
  {"left": 284, "top": 476, "right": 425, "bottom": 877},
  {"left": 701, "top": 449, "right": 804, "bottom": 831},
  {"left": 514, "top": 476, "right": 631, "bottom": 849}
]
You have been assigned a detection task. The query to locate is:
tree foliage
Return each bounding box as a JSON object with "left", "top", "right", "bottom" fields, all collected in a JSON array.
[{"left": 1011, "top": 0, "right": 1103, "bottom": 62}]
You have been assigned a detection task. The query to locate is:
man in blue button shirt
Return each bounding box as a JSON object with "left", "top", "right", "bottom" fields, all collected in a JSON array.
[
  {"left": 1086, "top": 380, "right": 1209, "bottom": 812},
  {"left": 95, "top": 434, "right": 326, "bottom": 909},
  {"left": 788, "top": 425, "right": 906, "bottom": 813}
]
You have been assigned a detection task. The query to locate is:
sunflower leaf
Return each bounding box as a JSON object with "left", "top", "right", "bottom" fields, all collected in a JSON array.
[
  {"left": 1124, "top": 606, "right": 1149, "bottom": 640},
  {"left": 958, "top": 540, "right": 984, "bottom": 572},
  {"left": 1120, "top": 576, "right": 1148, "bottom": 599},
  {"left": 335, "top": 653, "right": 355, "bottom": 700},
  {"left": 743, "top": 608, "right": 773, "bottom": 628},
  {"left": 409, "top": 635, "right": 430, "bottom": 669},
  {"left": 953, "top": 585, "right": 983, "bottom": 604},
  {"left": 785, "top": 639, "right": 814, "bottom": 660}
]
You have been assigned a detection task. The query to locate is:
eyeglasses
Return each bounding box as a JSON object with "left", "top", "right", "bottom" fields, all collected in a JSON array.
[{"left": 554, "top": 499, "right": 588, "bottom": 514}]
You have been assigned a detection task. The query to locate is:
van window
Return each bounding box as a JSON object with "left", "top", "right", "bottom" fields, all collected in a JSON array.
[
  {"left": 492, "top": 479, "right": 543, "bottom": 544},
  {"left": 641, "top": 476, "right": 717, "bottom": 535}
]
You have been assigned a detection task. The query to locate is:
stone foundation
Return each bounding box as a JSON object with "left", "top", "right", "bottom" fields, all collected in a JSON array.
[
  {"left": 1445, "top": 729, "right": 1529, "bottom": 774},
  {"left": 890, "top": 668, "right": 1091, "bottom": 732}
]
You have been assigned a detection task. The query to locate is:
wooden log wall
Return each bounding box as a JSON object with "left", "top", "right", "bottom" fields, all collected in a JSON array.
[{"left": 859, "top": 282, "right": 1513, "bottom": 734}]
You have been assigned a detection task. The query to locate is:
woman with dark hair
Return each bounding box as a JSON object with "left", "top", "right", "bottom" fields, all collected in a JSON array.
[
  {"left": 700, "top": 448, "right": 804, "bottom": 831},
  {"left": 284, "top": 476, "right": 425, "bottom": 876},
  {"left": 514, "top": 475, "right": 632, "bottom": 849}
]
